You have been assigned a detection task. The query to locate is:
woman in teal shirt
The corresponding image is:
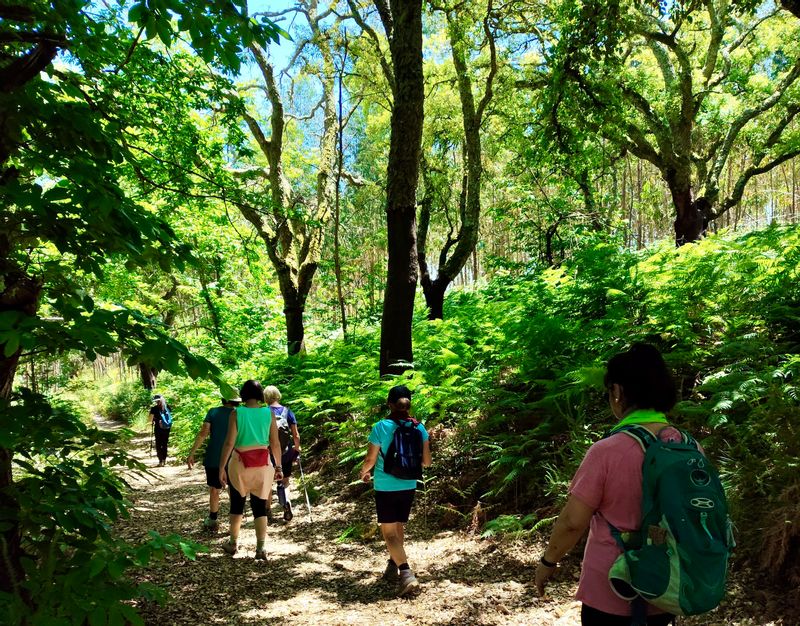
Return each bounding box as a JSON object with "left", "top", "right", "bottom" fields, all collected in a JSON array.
[
  {"left": 218, "top": 380, "right": 283, "bottom": 560},
  {"left": 360, "top": 386, "right": 432, "bottom": 596}
]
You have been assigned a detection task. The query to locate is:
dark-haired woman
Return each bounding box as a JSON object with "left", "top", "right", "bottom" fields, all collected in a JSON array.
[
  {"left": 218, "top": 380, "right": 283, "bottom": 559},
  {"left": 359, "top": 385, "right": 432, "bottom": 596},
  {"left": 534, "top": 343, "right": 683, "bottom": 626}
]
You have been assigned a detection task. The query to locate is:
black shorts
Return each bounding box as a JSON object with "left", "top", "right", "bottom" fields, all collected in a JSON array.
[
  {"left": 281, "top": 449, "right": 298, "bottom": 477},
  {"left": 375, "top": 489, "right": 416, "bottom": 524},
  {"left": 271, "top": 449, "right": 299, "bottom": 478},
  {"left": 205, "top": 466, "right": 223, "bottom": 489}
]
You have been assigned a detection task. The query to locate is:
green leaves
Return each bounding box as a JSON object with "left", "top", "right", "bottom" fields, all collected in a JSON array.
[{"left": 127, "top": 0, "right": 286, "bottom": 72}]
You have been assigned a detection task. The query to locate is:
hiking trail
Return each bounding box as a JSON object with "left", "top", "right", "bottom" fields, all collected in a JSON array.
[{"left": 114, "top": 425, "right": 784, "bottom": 625}]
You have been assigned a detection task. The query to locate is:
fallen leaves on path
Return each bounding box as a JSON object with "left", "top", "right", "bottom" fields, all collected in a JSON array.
[{"left": 115, "top": 429, "right": 791, "bottom": 625}]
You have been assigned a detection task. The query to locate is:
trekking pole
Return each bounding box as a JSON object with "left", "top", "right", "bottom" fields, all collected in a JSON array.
[
  {"left": 297, "top": 455, "right": 313, "bottom": 523},
  {"left": 423, "top": 475, "right": 428, "bottom": 531},
  {"left": 149, "top": 423, "right": 154, "bottom": 457}
]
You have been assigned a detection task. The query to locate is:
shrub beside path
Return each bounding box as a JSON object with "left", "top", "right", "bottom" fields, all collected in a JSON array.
[{"left": 115, "top": 427, "right": 784, "bottom": 625}]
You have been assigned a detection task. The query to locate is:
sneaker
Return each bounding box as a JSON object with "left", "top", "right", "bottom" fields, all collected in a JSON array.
[
  {"left": 381, "top": 559, "right": 399, "bottom": 583},
  {"left": 202, "top": 517, "right": 219, "bottom": 531},
  {"left": 254, "top": 548, "right": 267, "bottom": 560},
  {"left": 283, "top": 502, "right": 293, "bottom": 522},
  {"left": 397, "top": 569, "right": 419, "bottom": 597},
  {"left": 221, "top": 540, "right": 237, "bottom": 555}
]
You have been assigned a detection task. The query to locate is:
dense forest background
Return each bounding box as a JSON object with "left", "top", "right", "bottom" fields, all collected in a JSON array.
[{"left": 2, "top": 0, "right": 800, "bottom": 623}]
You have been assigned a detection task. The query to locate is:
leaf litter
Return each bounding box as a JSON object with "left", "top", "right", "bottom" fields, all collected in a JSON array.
[{"left": 116, "top": 429, "right": 791, "bottom": 625}]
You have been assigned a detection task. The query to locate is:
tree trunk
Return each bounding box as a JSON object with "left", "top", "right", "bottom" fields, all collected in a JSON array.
[
  {"left": 284, "top": 303, "right": 306, "bottom": 356},
  {"left": 781, "top": 0, "right": 800, "bottom": 19},
  {"left": 274, "top": 267, "right": 310, "bottom": 356},
  {"left": 378, "top": 0, "right": 424, "bottom": 376},
  {"left": 420, "top": 277, "right": 447, "bottom": 320},
  {"left": 0, "top": 271, "right": 41, "bottom": 596},
  {"left": 667, "top": 166, "right": 706, "bottom": 245},
  {"left": 334, "top": 39, "right": 348, "bottom": 340},
  {"left": 136, "top": 277, "right": 179, "bottom": 389},
  {"left": 138, "top": 363, "right": 157, "bottom": 390},
  {"left": 415, "top": 6, "right": 495, "bottom": 320}
]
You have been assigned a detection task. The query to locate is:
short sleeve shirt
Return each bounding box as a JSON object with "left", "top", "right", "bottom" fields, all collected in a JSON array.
[
  {"left": 368, "top": 417, "right": 429, "bottom": 492},
  {"left": 202, "top": 406, "right": 234, "bottom": 468},
  {"left": 569, "top": 426, "right": 686, "bottom": 616},
  {"left": 270, "top": 405, "right": 297, "bottom": 426}
]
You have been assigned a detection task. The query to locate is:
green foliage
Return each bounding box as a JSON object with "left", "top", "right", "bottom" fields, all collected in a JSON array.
[
  {"left": 0, "top": 390, "right": 206, "bottom": 624},
  {"left": 99, "top": 380, "right": 153, "bottom": 425},
  {"left": 481, "top": 514, "right": 557, "bottom": 539},
  {"left": 212, "top": 226, "right": 800, "bottom": 558}
]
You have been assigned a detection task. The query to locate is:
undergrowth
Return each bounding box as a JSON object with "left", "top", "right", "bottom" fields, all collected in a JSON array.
[{"left": 90, "top": 225, "right": 800, "bottom": 589}]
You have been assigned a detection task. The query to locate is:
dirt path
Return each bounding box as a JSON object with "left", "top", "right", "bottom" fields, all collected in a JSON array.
[{"left": 115, "top": 428, "right": 785, "bottom": 626}]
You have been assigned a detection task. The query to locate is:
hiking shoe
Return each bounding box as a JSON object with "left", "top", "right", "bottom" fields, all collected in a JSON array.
[
  {"left": 254, "top": 548, "right": 267, "bottom": 560},
  {"left": 381, "top": 559, "right": 399, "bottom": 583},
  {"left": 202, "top": 517, "right": 219, "bottom": 531},
  {"left": 283, "top": 502, "right": 293, "bottom": 522},
  {"left": 221, "top": 540, "right": 237, "bottom": 555},
  {"left": 397, "top": 569, "right": 419, "bottom": 597}
]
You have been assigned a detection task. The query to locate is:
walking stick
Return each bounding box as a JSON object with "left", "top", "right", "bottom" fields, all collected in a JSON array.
[
  {"left": 297, "top": 455, "right": 313, "bottom": 523},
  {"left": 149, "top": 423, "right": 154, "bottom": 457}
]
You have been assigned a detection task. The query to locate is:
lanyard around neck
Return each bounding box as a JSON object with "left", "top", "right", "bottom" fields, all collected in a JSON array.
[{"left": 611, "top": 408, "right": 668, "bottom": 432}]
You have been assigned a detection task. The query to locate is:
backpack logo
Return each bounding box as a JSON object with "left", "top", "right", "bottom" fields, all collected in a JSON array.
[
  {"left": 607, "top": 425, "right": 733, "bottom": 617},
  {"left": 381, "top": 417, "right": 424, "bottom": 481}
]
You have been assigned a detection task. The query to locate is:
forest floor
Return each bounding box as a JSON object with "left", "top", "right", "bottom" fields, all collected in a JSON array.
[{"left": 112, "top": 422, "right": 790, "bottom": 626}]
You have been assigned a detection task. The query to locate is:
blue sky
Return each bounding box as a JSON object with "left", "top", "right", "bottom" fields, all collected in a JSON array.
[{"left": 248, "top": 0, "right": 308, "bottom": 72}]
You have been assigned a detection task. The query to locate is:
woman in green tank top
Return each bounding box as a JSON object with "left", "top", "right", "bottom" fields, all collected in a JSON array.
[{"left": 218, "top": 380, "right": 283, "bottom": 560}]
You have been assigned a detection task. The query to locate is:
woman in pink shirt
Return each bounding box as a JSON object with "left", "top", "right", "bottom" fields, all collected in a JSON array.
[{"left": 535, "top": 344, "right": 679, "bottom": 626}]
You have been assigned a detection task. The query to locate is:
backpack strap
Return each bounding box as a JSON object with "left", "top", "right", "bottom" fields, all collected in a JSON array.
[
  {"left": 607, "top": 424, "right": 658, "bottom": 453},
  {"left": 378, "top": 416, "right": 419, "bottom": 458}
]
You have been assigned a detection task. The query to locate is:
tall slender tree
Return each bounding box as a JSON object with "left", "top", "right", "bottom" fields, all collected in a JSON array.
[
  {"left": 418, "top": 0, "right": 497, "bottom": 318},
  {"left": 229, "top": 3, "right": 339, "bottom": 355},
  {"left": 377, "top": 0, "right": 425, "bottom": 375}
]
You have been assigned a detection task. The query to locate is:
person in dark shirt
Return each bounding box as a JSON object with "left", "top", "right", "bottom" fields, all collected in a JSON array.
[
  {"left": 149, "top": 394, "right": 173, "bottom": 467},
  {"left": 187, "top": 395, "right": 241, "bottom": 531}
]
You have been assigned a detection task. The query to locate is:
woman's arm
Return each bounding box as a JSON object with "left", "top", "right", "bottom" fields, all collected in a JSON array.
[
  {"left": 218, "top": 410, "right": 238, "bottom": 487},
  {"left": 290, "top": 423, "right": 301, "bottom": 451},
  {"left": 421, "top": 439, "right": 432, "bottom": 467},
  {"left": 534, "top": 495, "right": 595, "bottom": 595},
  {"left": 359, "top": 443, "right": 380, "bottom": 482},
  {"left": 187, "top": 422, "right": 211, "bottom": 469},
  {"left": 269, "top": 414, "right": 283, "bottom": 481}
]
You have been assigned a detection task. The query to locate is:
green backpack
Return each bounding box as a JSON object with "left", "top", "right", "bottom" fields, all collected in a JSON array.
[{"left": 607, "top": 425, "right": 734, "bottom": 619}]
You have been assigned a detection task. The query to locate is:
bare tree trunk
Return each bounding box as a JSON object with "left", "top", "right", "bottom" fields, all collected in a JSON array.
[
  {"left": 334, "top": 35, "right": 349, "bottom": 340},
  {"left": 0, "top": 268, "right": 41, "bottom": 596},
  {"left": 417, "top": 3, "right": 496, "bottom": 319},
  {"left": 379, "top": 0, "right": 424, "bottom": 376},
  {"left": 235, "top": 20, "right": 338, "bottom": 356},
  {"left": 668, "top": 169, "right": 706, "bottom": 245}
]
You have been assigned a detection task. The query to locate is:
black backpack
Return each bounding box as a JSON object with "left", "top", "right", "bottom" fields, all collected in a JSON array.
[{"left": 381, "top": 417, "right": 424, "bottom": 480}]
